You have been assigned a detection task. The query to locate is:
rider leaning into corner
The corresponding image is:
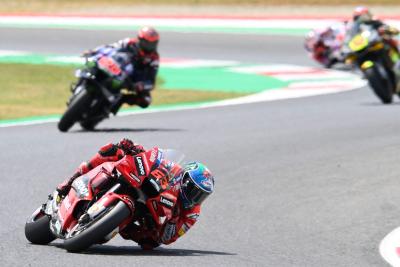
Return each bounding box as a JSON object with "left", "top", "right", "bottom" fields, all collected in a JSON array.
[
  {"left": 304, "top": 23, "right": 346, "bottom": 68},
  {"left": 83, "top": 26, "right": 160, "bottom": 113},
  {"left": 347, "top": 6, "right": 400, "bottom": 76},
  {"left": 57, "top": 138, "right": 215, "bottom": 250}
]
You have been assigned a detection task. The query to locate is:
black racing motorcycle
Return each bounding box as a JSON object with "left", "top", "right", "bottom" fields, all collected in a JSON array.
[
  {"left": 342, "top": 23, "right": 399, "bottom": 104},
  {"left": 58, "top": 47, "right": 135, "bottom": 132}
]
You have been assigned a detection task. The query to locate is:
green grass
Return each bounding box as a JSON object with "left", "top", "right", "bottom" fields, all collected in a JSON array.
[{"left": 0, "top": 63, "right": 244, "bottom": 120}]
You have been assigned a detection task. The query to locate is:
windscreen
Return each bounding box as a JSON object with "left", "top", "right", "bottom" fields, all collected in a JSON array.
[{"left": 158, "top": 148, "right": 185, "bottom": 179}]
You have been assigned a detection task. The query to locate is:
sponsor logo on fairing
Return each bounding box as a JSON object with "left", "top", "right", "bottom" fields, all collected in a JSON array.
[
  {"left": 178, "top": 223, "right": 190, "bottom": 236},
  {"left": 160, "top": 196, "right": 174, "bottom": 208},
  {"left": 135, "top": 156, "right": 146, "bottom": 176},
  {"left": 186, "top": 213, "right": 200, "bottom": 220},
  {"left": 74, "top": 178, "right": 89, "bottom": 197},
  {"left": 150, "top": 149, "right": 157, "bottom": 163},
  {"left": 129, "top": 172, "right": 141, "bottom": 184}
]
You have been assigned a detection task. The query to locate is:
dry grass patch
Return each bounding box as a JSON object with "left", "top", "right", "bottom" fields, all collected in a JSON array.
[{"left": 0, "top": 63, "right": 244, "bottom": 120}]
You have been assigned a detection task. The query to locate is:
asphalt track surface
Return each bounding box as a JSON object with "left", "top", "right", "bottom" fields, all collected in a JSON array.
[{"left": 1, "top": 28, "right": 400, "bottom": 267}]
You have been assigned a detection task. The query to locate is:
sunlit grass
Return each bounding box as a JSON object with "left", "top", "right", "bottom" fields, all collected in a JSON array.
[{"left": 0, "top": 63, "right": 244, "bottom": 120}]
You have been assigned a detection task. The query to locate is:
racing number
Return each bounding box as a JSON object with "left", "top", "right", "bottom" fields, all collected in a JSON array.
[
  {"left": 150, "top": 169, "right": 169, "bottom": 190},
  {"left": 151, "top": 169, "right": 165, "bottom": 179},
  {"left": 98, "top": 57, "right": 122, "bottom": 75}
]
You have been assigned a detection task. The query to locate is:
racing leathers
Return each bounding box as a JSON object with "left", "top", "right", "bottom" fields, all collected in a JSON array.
[
  {"left": 57, "top": 138, "right": 145, "bottom": 195},
  {"left": 87, "top": 38, "right": 159, "bottom": 111},
  {"left": 365, "top": 20, "right": 400, "bottom": 83},
  {"left": 347, "top": 18, "right": 400, "bottom": 54},
  {"left": 345, "top": 18, "right": 400, "bottom": 84},
  {"left": 56, "top": 139, "right": 200, "bottom": 249},
  {"left": 119, "top": 182, "right": 201, "bottom": 250},
  {"left": 305, "top": 24, "right": 346, "bottom": 67}
]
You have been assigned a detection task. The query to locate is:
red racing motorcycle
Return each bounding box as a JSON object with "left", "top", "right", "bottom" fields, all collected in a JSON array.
[{"left": 24, "top": 148, "right": 184, "bottom": 252}]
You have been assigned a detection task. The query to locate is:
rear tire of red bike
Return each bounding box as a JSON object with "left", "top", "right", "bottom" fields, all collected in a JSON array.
[
  {"left": 25, "top": 210, "right": 56, "bottom": 245},
  {"left": 63, "top": 201, "right": 130, "bottom": 252}
]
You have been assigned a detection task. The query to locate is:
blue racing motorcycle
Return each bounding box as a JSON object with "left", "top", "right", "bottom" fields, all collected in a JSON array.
[{"left": 58, "top": 48, "right": 134, "bottom": 132}]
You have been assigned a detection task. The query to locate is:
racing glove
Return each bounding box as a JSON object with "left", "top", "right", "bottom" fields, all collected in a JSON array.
[
  {"left": 117, "top": 138, "right": 145, "bottom": 155},
  {"left": 56, "top": 171, "right": 81, "bottom": 197},
  {"left": 378, "top": 25, "right": 400, "bottom": 36}
]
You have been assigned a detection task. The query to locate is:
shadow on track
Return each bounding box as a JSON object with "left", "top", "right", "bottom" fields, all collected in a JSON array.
[
  {"left": 50, "top": 243, "right": 235, "bottom": 257},
  {"left": 360, "top": 101, "right": 400, "bottom": 106},
  {"left": 71, "top": 128, "right": 185, "bottom": 133}
]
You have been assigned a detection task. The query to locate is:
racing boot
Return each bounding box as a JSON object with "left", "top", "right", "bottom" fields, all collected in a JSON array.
[
  {"left": 110, "top": 95, "right": 124, "bottom": 115},
  {"left": 56, "top": 171, "right": 81, "bottom": 197}
]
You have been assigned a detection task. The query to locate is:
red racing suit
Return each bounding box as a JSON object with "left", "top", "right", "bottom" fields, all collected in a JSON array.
[{"left": 59, "top": 140, "right": 200, "bottom": 249}]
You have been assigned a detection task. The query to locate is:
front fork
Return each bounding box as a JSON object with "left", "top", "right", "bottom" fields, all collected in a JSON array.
[{"left": 83, "top": 184, "right": 135, "bottom": 237}]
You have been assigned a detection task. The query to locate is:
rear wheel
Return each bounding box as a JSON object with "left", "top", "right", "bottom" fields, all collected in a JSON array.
[
  {"left": 364, "top": 64, "right": 393, "bottom": 104},
  {"left": 25, "top": 208, "right": 56, "bottom": 245},
  {"left": 63, "top": 201, "right": 130, "bottom": 252},
  {"left": 58, "top": 88, "right": 92, "bottom": 132}
]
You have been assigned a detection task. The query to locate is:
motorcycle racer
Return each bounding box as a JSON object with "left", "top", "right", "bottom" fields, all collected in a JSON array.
[
  {"left": 347, "top": 6, "right": 400, "bottom": 86},
  {"left": 83, "top": 26, "right": 160, "bottom": 112},
  {"left": 350, "top": 6, "right": 399, "bottom": 46},
  {"left": 57, "top": 138, "right": 145, "bottom": 194},
  {"left": 56, "top": 138, "right": 215, "bottom": 250},
  {"left": 305, "top": 23, "right": 346, "bottom": 68}
]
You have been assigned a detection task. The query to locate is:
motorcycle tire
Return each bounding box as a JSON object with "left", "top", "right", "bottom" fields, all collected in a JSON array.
[
  {"left": 364, "top": 64, "right": 393, "bottom": 104},
  {"left": 58, "top": 89, "right": 92, "bottom": 132},
  {"left": 25, "top": 209, "right": 56, "bottom": 245},
  {"left": 63, "top": 201, "right": 130, "bottom": 252}
]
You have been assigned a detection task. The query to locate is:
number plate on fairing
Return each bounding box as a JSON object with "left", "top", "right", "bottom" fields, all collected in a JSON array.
[{"left": 98, "top": 57, "right": 122, "bottom": 76}]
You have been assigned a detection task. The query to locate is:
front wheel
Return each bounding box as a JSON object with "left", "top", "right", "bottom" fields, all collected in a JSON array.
[
  {"left": 80, "top": 118, "right": 103, "bottom": 131},
  {"left": 58, "top": 88, "right": 92, "bottom": 132},
  {"left": 63, "top": 201, "right": 130, "bottom": 252},
  {"left": 25, "top": 207, "right": 56, "bottom": 245},
  {"left": 364, "top": 63, "right": 394, "bottom": 104}
]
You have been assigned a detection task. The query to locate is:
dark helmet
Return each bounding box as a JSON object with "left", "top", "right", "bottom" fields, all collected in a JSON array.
[
  {"left": 353, "top": 6, "right": 373, "bottom": 23},
  {"left": 137, "top": 26, "right": 159, "bottom": 53},
  {"left": 180, "top": 162, "right": 214, "bottom": 209}
]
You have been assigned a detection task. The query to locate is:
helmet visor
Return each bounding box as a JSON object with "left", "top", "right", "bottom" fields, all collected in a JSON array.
[
  {"left": 139, "top": 39, "right": 158, "bottom": 52},
  {"left": 181, "top": 173, "right": 211, "bottom": 207}
]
